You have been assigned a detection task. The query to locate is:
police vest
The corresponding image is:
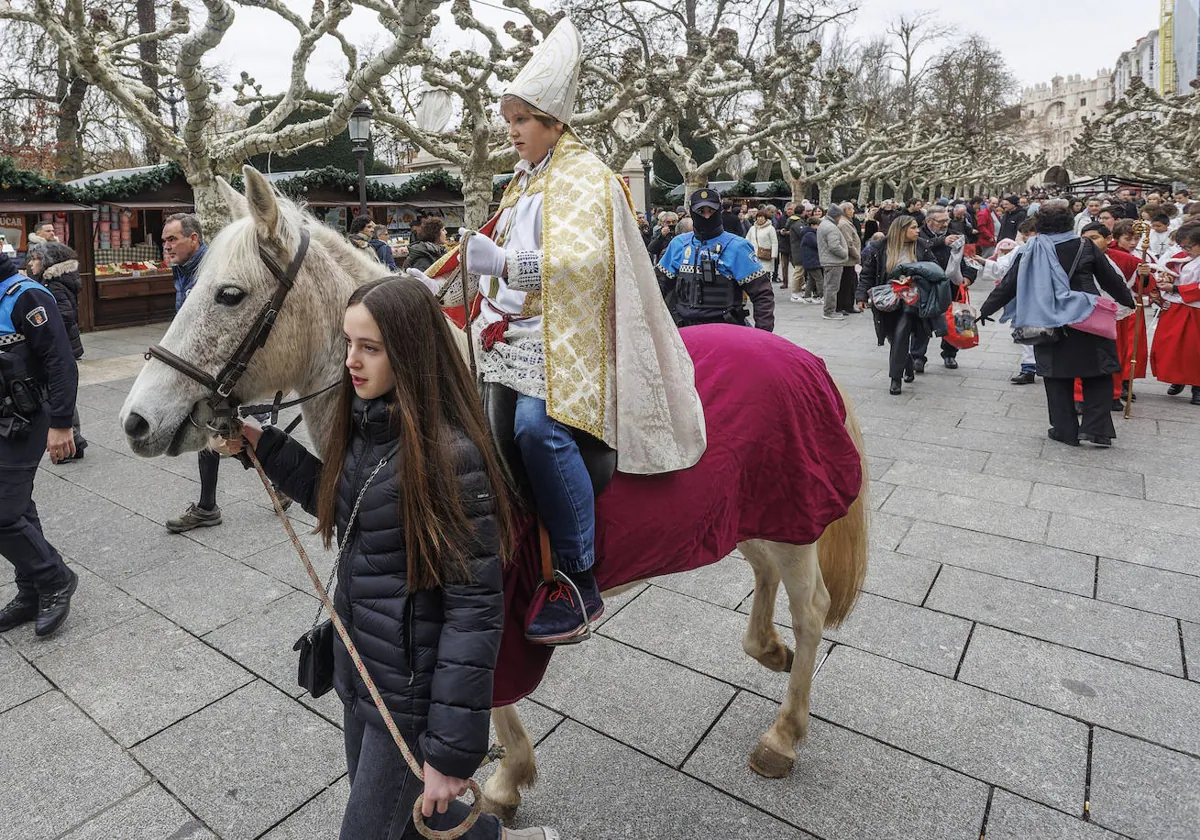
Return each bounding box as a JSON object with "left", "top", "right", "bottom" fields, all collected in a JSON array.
[{"left": 0, "top": 274, "right": 42, "bottom": 346}]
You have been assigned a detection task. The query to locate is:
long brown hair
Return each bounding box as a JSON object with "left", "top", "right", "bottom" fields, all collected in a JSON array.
[
  {"left": 884, "top": 214, "right": 918, "bottom": 273},
  {"left": 316, "top": 278, "right": 514, "bottom": 591}
]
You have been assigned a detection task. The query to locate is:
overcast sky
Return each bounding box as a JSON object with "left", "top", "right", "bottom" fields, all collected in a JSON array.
[{"left": 209, "top": 0, "right": 1162, "bottom": 99}]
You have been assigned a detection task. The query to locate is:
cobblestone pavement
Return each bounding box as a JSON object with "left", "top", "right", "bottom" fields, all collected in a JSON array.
[{"left": 3, "top": 284, "right": 1199, "bottom": 840}]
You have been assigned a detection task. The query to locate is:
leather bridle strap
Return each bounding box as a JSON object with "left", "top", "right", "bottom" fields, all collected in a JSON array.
[{"left": 145, "top": 228, "right": 311, "bottom": 410}]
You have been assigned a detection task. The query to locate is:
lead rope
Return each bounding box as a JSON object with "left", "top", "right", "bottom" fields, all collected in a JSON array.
[{"left": 244, "top": 443, "right": 504, "bottom": 840}]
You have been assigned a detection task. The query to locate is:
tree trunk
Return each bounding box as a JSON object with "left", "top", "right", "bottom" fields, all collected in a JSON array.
[
  {"left": 461, "top": 169, "right": 495, "bottom": 229},
  {"left": 857, "top": 179, "right": 870, "bottom": 206},
  {"left": 872, "top": 179, "right": 883, "bottom": 204},
  {"left": 898, "top": 179, "right": 910, "bottom": 201},
  {"left": 755, "top": 157, "right": 773, "bottom": 182},
  {"left": 54, "top": 69, "right": 88, "bottom": 181},
  {"left": 188, "top": 170, "right": 230, "bottom": 239},
  {"left": 818, "top": 182, "right": 831, "bottom": 208},
  {"left": 138, "top": 0, "right": 161, "bottom": 162},
  {"left": 791, "top": 177, "right": 808, "bottom": 203}
]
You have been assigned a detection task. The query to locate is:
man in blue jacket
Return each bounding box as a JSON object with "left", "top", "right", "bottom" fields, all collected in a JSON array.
[{"left": 0, "top": 252, "right": 80, "bottom": 636}]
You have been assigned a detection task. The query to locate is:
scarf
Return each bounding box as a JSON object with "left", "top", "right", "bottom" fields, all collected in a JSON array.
[
  {"left": 693, "top": 211, "right": 724, "bottom": 241},
  {"left": 1006, "top": 232, "right": 1097, "bottom": 327}
]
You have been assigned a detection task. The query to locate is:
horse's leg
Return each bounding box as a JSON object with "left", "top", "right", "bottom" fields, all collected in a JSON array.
[
  {"left": 748, "top": 541, "right": 829, "bottom": 779},
  {"left": 737, "top": 539, "right": 794, "bottom": 673},
  {"left": 481, "top": 704, "right": 537, "bottom": 822}
]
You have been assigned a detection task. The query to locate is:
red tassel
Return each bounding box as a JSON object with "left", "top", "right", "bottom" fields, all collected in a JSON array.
[{"left": 480, "top": 319, "right": 509, "bottom": 352}]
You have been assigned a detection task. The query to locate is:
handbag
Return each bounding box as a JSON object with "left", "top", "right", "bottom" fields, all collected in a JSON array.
[
  {"left": 293, "top": 447, "right": 397, "bottom": 698},
  {"left": 868, "top": 284, "right": 901, "bottom": 312},
  {"left": 943, "top": 284, "right": 980, "bottom": 350},
  {"left": 1069, "top": 296, "right": 1118, "bottom": 339},
  {"left": 756, "top": 245, "right": 773, "bottom": 260}
]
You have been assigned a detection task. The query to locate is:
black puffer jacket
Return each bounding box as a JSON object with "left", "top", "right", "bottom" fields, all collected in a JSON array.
[
  {"left": 39, "top": 259, "right": 83, "bottom": 359},
  {"left": 403, "top": 240, "right": 447, "bottom": 273},
  {"left": 254, "top": 397, "right": 504, "bottom": 779}
]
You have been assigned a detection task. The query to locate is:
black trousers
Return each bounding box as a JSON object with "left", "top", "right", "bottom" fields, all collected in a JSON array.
[
  {"left": 879, "top": 310, "right": 919, "bottom": 380},
  {"left": 1044, "top": 376, "right": 1115, "bottom": 441},
  {"left": 910, "top": 318, "right": 958, "bottom": 361},
  {"left": 341, "top": 710, "right": 501, "bottom": 840},
  {"left": 837, "top": 267, "right": 858, "bottom": 313},
  {"left": 0, "top": 409, "right": 70, "bottom": 595}
]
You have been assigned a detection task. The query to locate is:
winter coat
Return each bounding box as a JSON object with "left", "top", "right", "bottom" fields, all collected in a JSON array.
[
  {"left": 254, "top": 398, "right": 504, "bottom": 780},
  {"left": 855, "top": 239, "right": 938, "bottom": 303},
  {"left": 403, "top": 241, "right": 447, "bottom": 274},
  {"left": 875, "top": 208, "right": 900, "bottom": 233},
  {"left": 722, "top": 210, "right": 744, "bottom": 236},
  {"left": 744, "top": 222, "right": 778, "bottom": 270},
  {"left": 172, "top": 244, "right": 207, "bottom": 312},
  {"left": 975, "top": 208, "right": 996, "bottom": 248},
  {"left": 369, "top": 237, "right": 398, "bottom": 271},
  {"left": 648, "top": 229, "right": 675, "bottom": 262},
  {"left": 38, "top": 259, "right": 83, "bottom": 359},
  {"left": 980, "top": 238, "right": 1136, "bottom": 379},
  {"left": 816, "top": 217, "right": 848, "bottom": 267},
  {"left": 837, "top": 216, "right": 861, "bottom": 266},
  {"left": 780, "top": 215, "right": 803, "bottom": 257},
  {"left": 798, "top": 226, "right": 821, "bottom": 270},
  {"left": 997, "top": 207, "right": 1027, "bottom": 243}
]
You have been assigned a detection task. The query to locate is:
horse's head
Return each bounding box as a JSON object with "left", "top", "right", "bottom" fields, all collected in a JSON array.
[{"left": 121, "top": 166, "right": 377, "bottom": 457}]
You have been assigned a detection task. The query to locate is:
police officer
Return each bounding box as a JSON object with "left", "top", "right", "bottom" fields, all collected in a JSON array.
[
  {"left": 657, "top": 187, "right": 775, "bottom": 331},
  {"left": 0, "top": 251, "right": 79, "bottom": 637}
]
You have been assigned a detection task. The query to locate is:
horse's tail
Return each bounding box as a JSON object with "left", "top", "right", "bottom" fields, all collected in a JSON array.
[{"left": 818, "top": 384, "right": 870, "bottom": 628}]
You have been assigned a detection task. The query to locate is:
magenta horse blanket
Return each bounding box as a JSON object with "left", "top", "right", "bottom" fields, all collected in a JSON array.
[{"left": 494, "top": 324, "right": 863, "bottom": 705}]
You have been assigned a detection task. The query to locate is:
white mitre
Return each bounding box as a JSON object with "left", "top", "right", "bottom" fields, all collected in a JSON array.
[{"left": 504, "top": 17, "right": 582, "bottom": 125}]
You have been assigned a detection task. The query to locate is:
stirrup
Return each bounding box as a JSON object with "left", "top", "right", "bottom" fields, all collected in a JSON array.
[{"left": 525, "top": 570, "right": 593, "bottom": 646}]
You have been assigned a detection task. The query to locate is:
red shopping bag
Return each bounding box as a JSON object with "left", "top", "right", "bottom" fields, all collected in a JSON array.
[{"left": 943, "top": 284, "right": 980, "bottom": 350}]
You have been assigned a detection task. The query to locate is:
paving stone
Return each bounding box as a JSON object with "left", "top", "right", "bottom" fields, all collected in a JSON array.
[
  {"left": 868, "top": 480, "right": 896, "bottom": 509},
  {"left": 880, "top": 460, "right": 1032, "bottom": 505},
  {"left": 1184, "top": 621, "right": 1199, "bottom": 683},
  {"left": 2, "top": 564, "right": 148, "bottom": 660},
  {"left": 241, "top": 530, "right": 336, "bottom": 595},
  {"left": 870, "top": 510, "right": 915, "bottom": 551},
  {"left": 958, "top": 626, "right": 1200, "bottom": 755},
  {"left": 1096, "top": 558, "right": 1200, "bottom": 624},
  {"left": 882, "top": 485, "right": 1050, "bottom": 543},
  {"left": 909, "top": 392, "right": 1012, "bottom": 416},
  {"left": 37, "top": 611, "right": 253, "bottom": 747},
  {"left": 1029, "top": 484, "right": 1200, "bottom": 540},
  {"left": 862, "top": 434, "right": 990, "bottom": 473},
  {"left": 121, "top": 552, "right": 291, "bottom": 635},
  {"left": 1044, "top": 512, "right": 1198, "bottom": 576},
  {"left": 64, "top": 510, "right": 203, "bottom": 582},
  {"left": 1089, "top": 728, "right": 1200, "bottom": 840},
  {"left": 513, "top": 719, "right": 814, "bottom": 839},
  {"left": 925, "top": 565, "right": 1182, "bottom": 675},
  {"left": 204, "top": 589, "right": 319, "bottom": 697},
  {"left": 811, "top": 646, "right": 1087, "bottom": 811},
  {"left": 132, "top": 680, "right": 345, "bottom": 840},
  {"left": 531, "top": 634, "right": 735, "bottom": 765},
  {"left": 984, "top": 452, "right": 1145, "bottom": 499},
  {"left": 684, "top": 692, "right": 987, "bottom": 840},
  {"left": 862, "top": 547, "right": 940, "bottom": 604},
  {"left": 903, "top": 422, "right": 1047, "bottom": 456},
  {"left": 260, "top": 778, "right": 349, "bottom": 840},
  {"left": 0, "top": 644, "right": 49, "bottom": 713},
  {"left": 898, "top": 520, "right": 1096, "bottom": 596},
  {"left": 0, "top": 692, "right": 147, "bottom": 840},
  {"left": 1143, "top": 474, "right": 1200, "bottom": 509},
  {"left": 1038, "top": 436, "right": 1200, "bottom": 483},
  {"left": 652, "top": 552, "right": 755, "bottom": 609},
  {"left": 61, "top": 783, "right": 215, "bottom": 840},
  {"left": 591, "top": 580, "right": 648, "bottom": 630},
  {"left": 603, "top": 585, "right": 798, "bottom": 701},
  {"left": 821, "top": 592, "right": 971, "bottom": 676},
  {"left": 985, "top": 789, "right": 1118, "bottom": 840},
  {"left": 179, "top": 497, "right": 304, "bottom": 559}
]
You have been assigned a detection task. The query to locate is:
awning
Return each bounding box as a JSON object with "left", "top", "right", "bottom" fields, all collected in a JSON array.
[
  {"left": 101, "top": 200, "right": 194, "bottom": 210},
  {"left": 0, "top": 201, "right": 92, "bottom": 213}
]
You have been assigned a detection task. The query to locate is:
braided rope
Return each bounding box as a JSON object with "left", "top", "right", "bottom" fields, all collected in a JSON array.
[{"left": 245, "top": 444, "right": 496, "bottom": 840}]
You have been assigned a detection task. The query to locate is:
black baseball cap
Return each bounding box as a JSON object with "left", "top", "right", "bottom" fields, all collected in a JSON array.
[{"left": 690, "top": 188, "right": 722, "bottom": 212}]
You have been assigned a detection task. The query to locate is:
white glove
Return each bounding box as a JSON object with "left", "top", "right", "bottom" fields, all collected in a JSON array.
[
  {"left": 406, "top": 268, "right": 440, "bottom": 295},
  {"left": 463, "top": 233, "right": 508, "bottom": 278}
]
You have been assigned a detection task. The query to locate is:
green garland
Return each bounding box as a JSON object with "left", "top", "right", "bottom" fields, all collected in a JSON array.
[
  {"left": 266, "top": 166, "right": 463, "bottom": 203},
  {"left": 0, "top": 157, "right": 77, "bottom": 202},
  {"left": 70, "top": 162, "right": 185, "bottom": 203}
]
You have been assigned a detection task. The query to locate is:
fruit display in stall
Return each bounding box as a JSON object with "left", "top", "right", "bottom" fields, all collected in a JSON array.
[{"left": 95, "top": 260, "right": 170, "bottom": 277}]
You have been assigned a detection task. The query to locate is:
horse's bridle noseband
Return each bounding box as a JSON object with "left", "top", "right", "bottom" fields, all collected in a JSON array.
[{"left": 145, "top": 228, "right": 311, "bottom": 419}]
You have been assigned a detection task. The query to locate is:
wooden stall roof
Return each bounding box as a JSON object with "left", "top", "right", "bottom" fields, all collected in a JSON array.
[{"left": 0, "top": 201, "right": 92, "bottom": 213}]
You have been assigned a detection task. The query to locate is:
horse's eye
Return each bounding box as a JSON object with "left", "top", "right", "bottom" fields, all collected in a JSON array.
[{"left": 216, "top": 287, "right": 246, "bottom": 306}]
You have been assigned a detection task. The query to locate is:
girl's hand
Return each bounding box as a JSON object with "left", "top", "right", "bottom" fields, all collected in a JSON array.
[
  {"left": 1136, "top": 263, "right": 1151, "bottom": 277},
  {"left": 421, "top": 763, "right": 469, "bottom": 817},
  {"left": 214, "top": 416, "right": 262, "bottom": 455},
  {"left": 1157, "top": 277, "right": 1175, "bottom": 292}
]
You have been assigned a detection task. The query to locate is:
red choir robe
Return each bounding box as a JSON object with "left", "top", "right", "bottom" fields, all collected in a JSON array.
[
  {"left": 1150, "top": 254, "right": 1200, "bottom": 387},
  {"left": 1074, "top": 245, "right": 1149, "bottom": 402}
]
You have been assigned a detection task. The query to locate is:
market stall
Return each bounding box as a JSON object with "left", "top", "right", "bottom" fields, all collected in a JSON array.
[
  {"left": 68, "top": 164, "right": 194, "bottom": 329},
  {"left": 0, "top": 158, "right": 98, "bottom": 329}
]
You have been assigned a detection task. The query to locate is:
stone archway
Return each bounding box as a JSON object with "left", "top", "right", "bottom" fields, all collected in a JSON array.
[{"left": 1043, "top": 165, "right": 1071, "bottom": 188}]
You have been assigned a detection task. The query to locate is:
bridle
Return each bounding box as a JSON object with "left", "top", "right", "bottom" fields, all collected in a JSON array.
[{"left": 144, "top": 228, "right": 313, "bottom": 423}]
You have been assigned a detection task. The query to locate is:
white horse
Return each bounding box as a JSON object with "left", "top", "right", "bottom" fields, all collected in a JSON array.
[{"left": 120, "top": 167, "right": 870, "bottom": 820}]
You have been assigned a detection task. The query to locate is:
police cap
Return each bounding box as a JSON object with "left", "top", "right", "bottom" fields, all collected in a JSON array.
[{"left": 689, "top": 188, "right": 722, "bottom": 212}]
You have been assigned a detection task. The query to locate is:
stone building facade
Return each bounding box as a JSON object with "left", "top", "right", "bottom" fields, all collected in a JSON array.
[{"left": 1017, "top": 72, "right": 1113, "bottom": 182}]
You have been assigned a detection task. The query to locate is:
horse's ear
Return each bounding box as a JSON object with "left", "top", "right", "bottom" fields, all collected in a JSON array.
[
  {"left": 217, "top": 177, "right": 249, "bottom": 220},
  {"left": 242, "top": 166, "right": 281, "bottom": 241}
]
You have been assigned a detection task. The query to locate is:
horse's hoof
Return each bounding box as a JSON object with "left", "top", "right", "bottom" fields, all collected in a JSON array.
[
  {"left": 749, "top": 743, "right": 795, "bottom": 779},
  {"left": 480, "top": 795, "right": 519, "bottom": 825},
  {"left": 783, "top": 646, "right": 795, "bottom": 672}
]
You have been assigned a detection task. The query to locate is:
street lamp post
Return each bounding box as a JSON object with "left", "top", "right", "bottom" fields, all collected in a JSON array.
[
  {"left": 348, "top": 103, "right": 373, "bottom": 219},
  {"left": 803, "top": 151, "right": 817, "bottom": 203},
  {"left": 638, "top": 143, "right": 655, "bottom": 218}
]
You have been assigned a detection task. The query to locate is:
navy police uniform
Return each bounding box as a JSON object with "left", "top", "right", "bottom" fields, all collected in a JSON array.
[
  {"left": 0, "top": 254, "right": 78, "bottom": 635},
  {"left": 657, "top": 188, "right": 775, "bottom": 331}
]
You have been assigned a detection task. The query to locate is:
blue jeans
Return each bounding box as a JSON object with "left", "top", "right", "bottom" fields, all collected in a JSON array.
[
  {"left": 513, "top": 395, "right": 595, "bottom": 574},
  {"left": 341, "top": 710, "right": 502, "bottom": 840}
]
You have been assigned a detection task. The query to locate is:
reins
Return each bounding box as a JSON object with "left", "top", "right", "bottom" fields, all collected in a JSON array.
[{"left": 244, "top": 443, "right": 503, "bottom": 840}]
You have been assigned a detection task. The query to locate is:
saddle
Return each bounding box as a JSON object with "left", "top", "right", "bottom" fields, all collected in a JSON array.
[{"left": 481, "top": 381, "right": 616, "bottom": 503}]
